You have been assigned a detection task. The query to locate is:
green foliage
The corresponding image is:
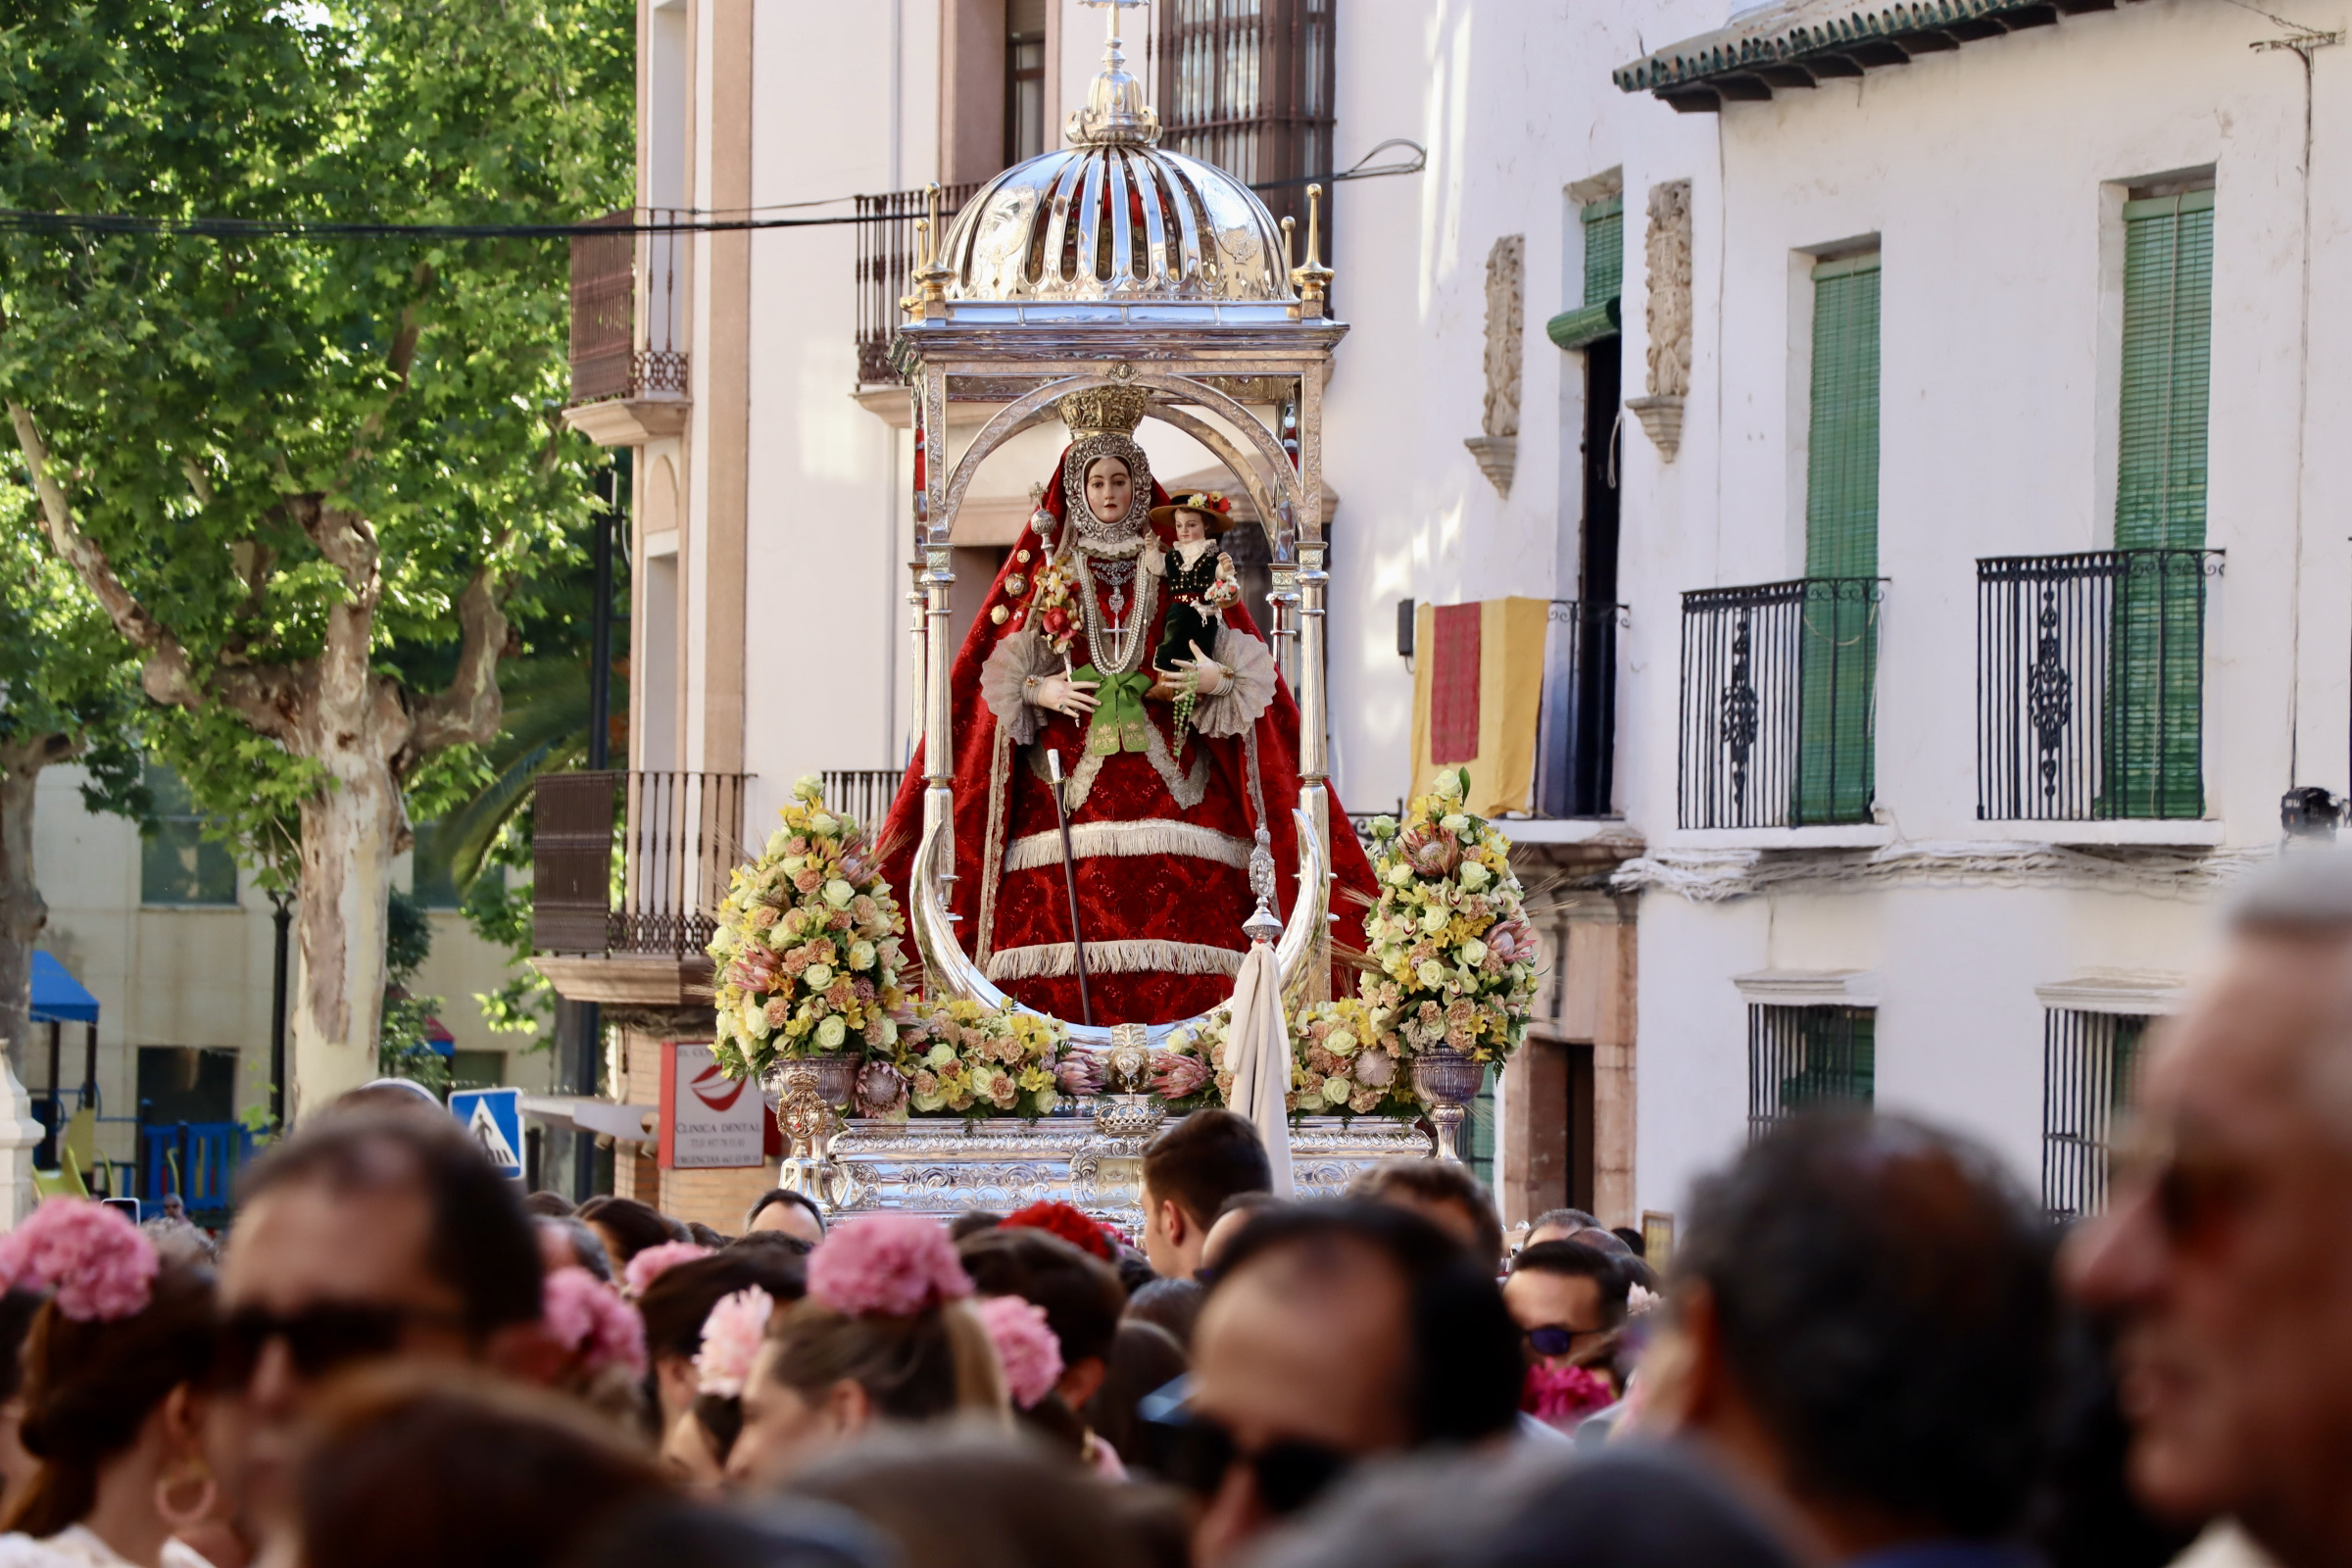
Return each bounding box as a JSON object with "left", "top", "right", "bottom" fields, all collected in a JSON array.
[
  {"left": 384, "top": 885, "right": 432, "bottom": 985},
  {"left": 0, "top": 466, "right": 144, "bottom": 800},
  {"left": 0, "top": 0, "right": 634, "bottom": 881},
  {"left": 377, "top": 990, "right": 452, "bottom": 1095}
]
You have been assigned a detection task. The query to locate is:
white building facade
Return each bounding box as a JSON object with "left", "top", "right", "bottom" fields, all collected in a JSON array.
[{"left": 550, "top": 0, "right": 2348, "bottom": 1236}]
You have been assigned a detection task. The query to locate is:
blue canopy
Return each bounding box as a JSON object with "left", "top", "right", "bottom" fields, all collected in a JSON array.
[{"left": 29, "top": 953, "right": 98, "bottom": 1026}]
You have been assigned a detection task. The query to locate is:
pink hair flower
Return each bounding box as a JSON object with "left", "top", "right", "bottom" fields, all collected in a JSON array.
[
  {"left": 978, "top": 1295, "right": 1064, "bottom": 1410},
  {"left": 696, "top": 1286, "right": 775, "bottom": 1397},
  {"left": 622, "top": 1241, "right": 711, "bottom": 1298},
  {"left": 542, "top": 1267, "right": 647, "bottom": 1379},
  {"left": 0, "top": 1198, "right": 157, "bottom": 1322},
  {"left": 807, "top": 1213, "right": 971, "bottom": 1318}
]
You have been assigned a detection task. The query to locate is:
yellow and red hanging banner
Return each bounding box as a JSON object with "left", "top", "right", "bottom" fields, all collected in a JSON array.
[{"left": 1408, "top": 596, "right": 1551, "bottom": 815}]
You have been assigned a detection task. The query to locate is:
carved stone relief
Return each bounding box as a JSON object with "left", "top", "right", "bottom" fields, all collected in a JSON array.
[
  {"left": 1628, "top": 179, "right": 1692, "bottom": 462},
  {"left": 1465, "top": 233, "right": 1525, "bottom": 495}
]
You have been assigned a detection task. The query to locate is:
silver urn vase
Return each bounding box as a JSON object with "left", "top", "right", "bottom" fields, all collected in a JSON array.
[
  {"left": 763, "top": 1052, "right": 861, "bottom": 1204},
  {"left": 1408, "top": 1047, "right": 1485, "bottom": 1164}
]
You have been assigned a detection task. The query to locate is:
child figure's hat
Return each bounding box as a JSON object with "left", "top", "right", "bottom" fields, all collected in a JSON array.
[{"left": 1148, "top": 491, "right": 1235, "bottom": 535}]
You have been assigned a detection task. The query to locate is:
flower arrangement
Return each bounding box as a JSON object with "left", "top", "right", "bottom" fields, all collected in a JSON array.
[
  {"left": 977, "top": 1295, "right": 1064, "bottom": 1410},
  {"left": 543, "top": 1267, "right": 648, "bottom": 1379},
  {"left": 1155, "top": 997, "right": 1418, "bottom": 1123},
  {"left": 696, "top": 1286, "right": 775, "bottom": 1397},
  {"left": 708, "top": 774, "right": 910, "bottom": 1082},
  {"left": 1360, "top": 766, "right": 1540, "bottom": 1063},
  {"left": 807, "top": 1214, "right": 972, "bottom": 1318},
  {"left": 891, "top": 998, "right": 1070, "bottom": 1120},
  {"left": 622, "top": 1241, "right": 711, "bottom": 1298},
  {"left": 0, "top": 1199, "right": 158, "bottom": 1322},
  {"left": 1025, "top": 557, "right": 1083, "bottom": 656}
]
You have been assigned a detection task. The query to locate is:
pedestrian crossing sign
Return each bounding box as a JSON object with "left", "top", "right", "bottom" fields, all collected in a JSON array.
[{"left": 449, "top": 1087, "right": 523, "bottom": 1178}]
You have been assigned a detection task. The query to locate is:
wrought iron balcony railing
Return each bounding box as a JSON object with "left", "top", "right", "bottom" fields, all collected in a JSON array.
[
  {"left": 855, "top": 183, "right": 980, "bottom": 385},
  {"left": 568, "top": 210, "right": 690, "bottom": 405},
  {"left": 820, "top": 769, "right": 906, "bottom": 832},
  {"left": 1679, "top": 577, "right": 1885, "bottom": 830},
  {"left": 531, "top": 771, "right": 749, "bottom": 958},
  {"left": 1977, "top": 549, "right": 2222, "bottom": 821},
  {"left": 1534, "top": 601, "right": 1623, "bottom": 819}
]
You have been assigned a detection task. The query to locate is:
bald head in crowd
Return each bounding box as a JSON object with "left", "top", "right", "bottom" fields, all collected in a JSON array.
[{"left": 2070, "top": 850, "right": 2352, "bottom": 1568}]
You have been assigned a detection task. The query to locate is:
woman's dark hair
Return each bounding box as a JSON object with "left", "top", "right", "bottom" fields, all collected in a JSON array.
[
  {"left": 521, "top": 1191, "right": 577, "bottom": 1218},
  {"left": 538, "top": 1216, "right": 614, "bottom": 1283},
  {"left": 0, "top": 1289, "right": 46, "bottom": 1405},
  {"left": 1122, "top": 1278, "right": 1202, "bottom": 1353},
  {"left": 1208, "top": 1200, "right": 1522, "bottom": 1446},
  {"left": 577, "top": 1197, "right": 688, "bottom": 1264},
  {"left": 948, "top": 1211, "right": 1003, "bottom": 1242},
  {"left": 1083, "top": 1320, "right": 1189, "bottom": 1464},
  {"left": 294, "top": 1367, "right": 669, "bottom": 1568},
  {"left": 639, "top": 1251, "right": 809, "bottom": 1363},
  {"left": 764, "top": 1297, "right": 1002, "bottom": 1423},
  {"left": 957, "top": 1229, "right": 1124, "bottom": 1368},
  {"left": 1510, "top": 1240, "right": 1632, "bottom": 1329},
  {"left": 3, "top": 1262, "right": 216, "bottom": 1538},
  {"left": 1676, "top": 1111, "right": 2060, "bottom": 1540},
  {"left": 690, "top": 1392, "right": 746, "bottom": 1462},
  {"left": 685, "top": 1222, "right": 732, "bottom": 1249}
]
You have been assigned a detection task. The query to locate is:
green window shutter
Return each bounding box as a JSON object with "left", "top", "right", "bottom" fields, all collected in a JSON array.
[
  {"left": 1796, "top": 254, "right": 1881, "bottom": 823},
  {"left": 1779, "top": 1007, "right": 1875, "bottom": 1112},
  {"left": 1582, "top": 194, "right": 1624, "bottom": 308},
  {"left": 2104, "top": 190, "right": 2213, "bottom": 819}
]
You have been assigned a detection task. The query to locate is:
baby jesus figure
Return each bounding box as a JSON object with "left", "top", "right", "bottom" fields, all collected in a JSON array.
[{"left": 1147, "top": 491, "right": 1244, "bottom": 678}]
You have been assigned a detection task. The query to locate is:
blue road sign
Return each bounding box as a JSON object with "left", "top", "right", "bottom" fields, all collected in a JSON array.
[{"left": 449, "top": 1087, "right": 523, "bottom": 1178}]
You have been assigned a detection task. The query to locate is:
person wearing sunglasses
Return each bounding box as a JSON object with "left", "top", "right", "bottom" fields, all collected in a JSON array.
[
  {"left": 2067, "top": 851, "right": 2352, "bottom": 1568},
  {"left": 1503, "top": 1241, "right": 1629, "bottom": 1431},
  {"left": 1172, "top": 1201, "right": 1521, "bottom": 1565},
  {"left": 205, "top": 1110, "right": 548, "bottom": 1556}
]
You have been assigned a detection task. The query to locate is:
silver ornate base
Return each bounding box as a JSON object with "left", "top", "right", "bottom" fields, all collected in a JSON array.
[{"left": 825, "top": 1110, "right": 1432, "bottom": 1233}]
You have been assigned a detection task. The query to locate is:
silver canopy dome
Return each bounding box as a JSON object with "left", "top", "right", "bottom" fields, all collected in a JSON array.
[{"left": 933, "top": 16, "right": 1297, "bottom": 308}]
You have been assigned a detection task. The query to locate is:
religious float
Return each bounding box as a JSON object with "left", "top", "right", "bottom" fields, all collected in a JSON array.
[{"left": 705, "top": 2, "right": 1539, "bottom": 1231}]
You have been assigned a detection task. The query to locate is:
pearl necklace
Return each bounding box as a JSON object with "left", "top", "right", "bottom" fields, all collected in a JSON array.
[{"left": 1076, "top": 547, "right": 1157, "bottom": 676}]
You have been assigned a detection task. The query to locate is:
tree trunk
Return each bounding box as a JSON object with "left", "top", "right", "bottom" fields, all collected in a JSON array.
[
  {"left": 289, "top": 737, "right": 405, "bottom": 1118},
  {"left": 0, "top": 751, "right": 49, "bottom": 1082}
]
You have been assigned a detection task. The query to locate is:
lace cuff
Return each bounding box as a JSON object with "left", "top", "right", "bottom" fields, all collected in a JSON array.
[
  {"left": 1191, "top": 625, "right": 1279, "bottom": 738},
  {"left": 980, "top": 629, "right": 1062, "bottom": 745}
]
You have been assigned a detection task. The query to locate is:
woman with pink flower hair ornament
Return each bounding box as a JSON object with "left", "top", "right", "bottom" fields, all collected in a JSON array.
[
  {"left": 0, "top": 1200, "right": 221, "bottom": 1568},
  {"left": 724, "top": 1214, "right": 1006, "bottom": 1488}
]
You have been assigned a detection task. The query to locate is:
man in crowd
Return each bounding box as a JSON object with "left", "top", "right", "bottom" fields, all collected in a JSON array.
[
  {"left": 2068, "top": 851, "right": 2352, "bottom": 1568},
  {"left": 746, "top": 1187, "right": 828, "bottom": 1247},
  {"left": 1347, "top": 1157, "right": 1505, "bottom": 1272},
  {"left": 1185, "top": 1201, "right": 1522, "bottom": 1563},
  {"left": 209, "top": 1108, "right": 549, "bottom": 1545},
  {"left": 1502, "top": 1241, "right": 1627, "bottom": 1378},
  {"left": 1526, "top": 1206, "right": 1634, "bottom": 1257},
  {"left": 1643, "top": 1113, "right": 2059, "bottom": 1566},
  {"left": 1139, "top": 1109, "right": 1270, "bottom": 1280}
]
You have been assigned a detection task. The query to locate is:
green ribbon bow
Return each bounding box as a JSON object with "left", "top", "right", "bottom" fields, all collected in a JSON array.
[{"left": 1073, "top": 664, "right": 1154, "bottom": 756}]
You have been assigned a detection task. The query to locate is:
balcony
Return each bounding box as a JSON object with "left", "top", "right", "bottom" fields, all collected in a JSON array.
[
  {"left": 563, "top": 210, "right": 691, "bottom": 448},
  {"left": 1533, "top": 601, "right": 1622, "bottom": 820},
  {"left": 855, "top": 183, "right": 981, "bottom": 387},
  {"left": 1678, "top": 577, "right": 1884, "bottom": 831},
  {"left": 819, "top": 769, "right": 906, "bottom": 830},
  {"left": 531, "top": 770, "right": 748, "bottom": 1008},
  {"left": 1978, "top": 549, "right": 2222, "bottom": 823}
]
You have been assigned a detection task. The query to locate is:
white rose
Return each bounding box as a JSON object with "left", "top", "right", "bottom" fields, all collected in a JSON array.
[
  {"left": 1434, "top": 769, "right": 1465, "bottom": 801},
  {"left": 911, "top": 1086, "right": 947, "bottom": 1112},
  {"left": 808, "top": 811, "right": 838, "bottom": 836},
  {"left": 1458, "top": 861, "right": 1492, "bottom": 891},
  {"left": 1459, "top": 938, "right": 1489, "bottom": 967},
  {"left": 765, "top": 827, "right": 791, "bottom": 856},
  {"left": 815, "top": 1015, "right": 848, "bottom": 1050},
  {"left": 743, "top": 1001, "right": 772, "bottom": 1040},
  {"left": 1441, "top": 813, "right": 1471, "bottom": 834},
  {"left": 1321, "top": 1076, "right": 1352, "bottom": 1106},
  {"left": 780, "top": 855, "right": 807, "bottom": 875},
  {"left": 849, "top": 940, "right": 877, "bottom": 971},
  {"left": 804, "top": 963, "right": 835, "bottom": 991},
  {"left": 710, "top": 927, "right": 739, "bottom": 955},
  {"left": 967, "top": 1064, "right": 1000, "bottom": 1097},
  {"left": 880, "top": 1018, "right": 900, "bottom": 1047},
  {"left": 1033, "top": 1085, "right": 1060, "bottom": 1116},
  {"left": 793, "top": 773, "right": 823, "bottom": 802},
  {"left": 925, "top": 1042, "right": 956, "bottom": 1069},
  {"left": 1327, "top": 1028, "right": 1359, "bottom": 1054},
  {"left": 1416, "top": 959, "right": 1447, "bottom": 989},
  {"left": 823, "top": 879, "right": 856, "bottom": 909},
  {"left": 1421, "top": 906, "right": 1449, "bottom": 935},
  {"left": 1385, "top": 863, "right": 1415, "bottom": 887}
]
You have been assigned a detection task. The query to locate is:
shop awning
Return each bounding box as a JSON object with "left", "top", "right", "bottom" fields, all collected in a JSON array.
[{"left": 28, "top": 953, "right": 98, "bottom": 1026}]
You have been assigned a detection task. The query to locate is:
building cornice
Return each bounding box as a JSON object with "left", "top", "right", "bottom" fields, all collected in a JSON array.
[
  {"left": 1614, "top": 0, "right": 2152, "bottom": 114},
  {"left": 1615, "top": 839, "right": 2272, "bottom": 904}
]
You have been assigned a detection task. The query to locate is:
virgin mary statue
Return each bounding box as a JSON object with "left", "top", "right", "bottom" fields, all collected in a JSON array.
[{"left": 880, "top": 386, "right": 1378, "bottom": 1025}]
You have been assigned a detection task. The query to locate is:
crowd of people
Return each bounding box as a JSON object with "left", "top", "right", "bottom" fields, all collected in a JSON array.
[{"left": 1, "top": 848, "right": 2351, "bottom": 1568}]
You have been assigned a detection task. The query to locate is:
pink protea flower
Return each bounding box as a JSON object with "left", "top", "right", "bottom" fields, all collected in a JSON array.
[
  {"left": 1055, "top": 1053, "right": 1105, "bottom": 1097},
  {"left": 856, "top": 1061, "right": 908, "bottom": 1117},
  {"left": 978, "top": 1295, "right": 1064, "bottom": 1410},
  {"left": 1150, "top": 1052, "right": 1210, "bottom": 1101},
  {"left": 542, "top": 1267, "right": 648, "bottom": 1379},
  {"left": 807, "top": 1213, "right": 971, "bottom": 1318},
  {"left": 622, "top": 1241, "right": 711, "bottom": 1298},
  {"left": 0, "top": 1198, "right": 157, "bottom": 1322},
  {"left": 696, "top": 1285, "right": 775, "bottom": 1397}
]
